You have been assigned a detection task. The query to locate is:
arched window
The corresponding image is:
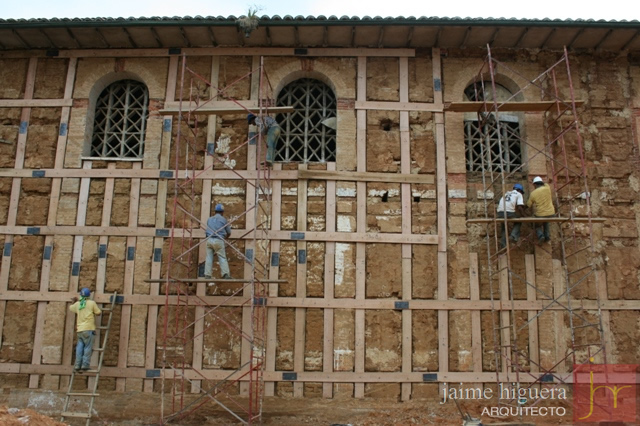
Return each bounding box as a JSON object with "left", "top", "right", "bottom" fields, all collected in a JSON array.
[
  {"left": 275, "top": 78, "right": 336, "bottom": 163},
  {"left": 90, "top": 79, "right": 149, "bottom": 159},
  {"left": 464, "top": 82, "right": 522, "bottom": 173}
]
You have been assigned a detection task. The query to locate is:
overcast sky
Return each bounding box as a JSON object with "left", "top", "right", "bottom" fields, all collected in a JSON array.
[{"left": 1, "top": 0, "right": 639, "bottom": 21}]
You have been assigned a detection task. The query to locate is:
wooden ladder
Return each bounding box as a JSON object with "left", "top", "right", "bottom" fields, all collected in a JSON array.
[{"left": 61, "top": 292, "right": 119, "bottom": 425}]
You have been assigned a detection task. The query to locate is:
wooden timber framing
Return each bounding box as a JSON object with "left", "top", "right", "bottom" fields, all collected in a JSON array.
[
  {"left": 322, "top": 163, "right": 336, "bottom": 399},
  {"left": 143, "top": 55, "right": 178, "bottom": 393},
  {"left": 354, "top": 55, "right": 367, "bottom": 399},
  {"left": 2, "top": 291, "right": 637, "bottom": 310},
  {"left": 444, "top": 100, "right": 585, "bottom": 112},
  {"left": 0, "top": 47, "right": 416, "bottom": 59},
  {"left": 466, "top": 217, "right": 606, "bottom": 223},
  {"left": 433, "top": 47, "right": 449, "bottom": 388},
  {"left": 29, "top": 57, "right": 77, "bottom": 389},
  {"left": 0, "top": 45, "right": 632, "bottom": 407},
  {"left": 399, "top": 56, "right": 412, "bottom": 402}
]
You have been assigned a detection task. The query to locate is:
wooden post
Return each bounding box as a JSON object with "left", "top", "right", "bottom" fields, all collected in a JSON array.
[
  {"left": 144, "top": 55, "right": 178, "bottom": 392},
  {"left": 433, "top": 48, "right": 449, "bottom": 384},
  {"left": 30, "top": 57, "right": 77, "bottom": 389},
  {"left": 116, "top": 162, "right": 141, "bottom": 391},
  {"left": 354, "top": 56, "right": 367, "bottom": 399},
  {"left": 498, "top": 255, "right": 510, "bottom": 375},
  {"left": 552, "top": 259, "right": 567, "bottom": 372},
  {"left": 525, "top": 254, "right": 540, "bottom": 372},
  {"left": 293, "top": 164, "right": 308, "bottom": 397},
  {"left": 322, "top": 163, "right": 337, "bottom": 398},
  {"left": 61, "top": 160, "right": 92, "bottom": 389},
  {"left": 469, "top": 253, "right": 483, "bottom": 373},
  {"left": 265, "top": 164, "right": 282, "bottom": 396}
]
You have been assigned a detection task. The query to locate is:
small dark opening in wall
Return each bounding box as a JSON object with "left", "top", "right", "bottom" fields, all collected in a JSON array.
[
  {"left": 382, "top": 191, "right": 389, "bottom": 202},
  {"left": 413, "top": 196, "right": 421, "bottom": 203},
  {"left": 380, "top": 119, "right": 393, "bottom": 132}
]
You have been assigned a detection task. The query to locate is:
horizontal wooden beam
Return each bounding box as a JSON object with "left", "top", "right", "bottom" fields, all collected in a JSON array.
[
  {"left": 467, "top": 217, "right": 606, "bottom": 223},
  {"left": 2, "top": 291, "right": 638, "bottom": 311},
  {"left": 0, "top": 362, "right": 575, "bottom": 383},
  {"left": 298, "top": 169, "right": 435, "bottom": 185},
  {"left": 0, "top": 168, "right": 299, "bottom": 180},
  {"left": 0, "top": 99, "right": 73, "bottom": 108},
  {"left": 355, "top": 100, "right": 444, "bottom": 112},
  {"left": 444, "top": 100, "right": 585, "bottom": 112},
  {"left": 159, "top": 105, "right": 295, "bottom": 116},
  {"left": 0, "top": 226, "right": 438, "bottom": 244},
  {"left": 0, "top": 47, "right": 416, "bottom": 59}
]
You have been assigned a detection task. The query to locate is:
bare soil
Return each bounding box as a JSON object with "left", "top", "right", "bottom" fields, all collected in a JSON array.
[{"left": 0, "top": 389, "right": 573, "bottom": 425}]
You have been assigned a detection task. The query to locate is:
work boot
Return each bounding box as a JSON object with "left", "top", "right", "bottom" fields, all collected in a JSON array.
[
  {"left": 222, "top": 274, "right": 232, "bottom": 279},
  {"left": 74, "top": 365, "right": 82, "bottom": 372},
  {"left": 81, "top": 365, "right": 91, "bottom": 371}
]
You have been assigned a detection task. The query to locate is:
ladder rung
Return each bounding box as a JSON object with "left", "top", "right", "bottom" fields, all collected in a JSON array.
[
  {"left": 83, "top": 369, "right": 100, "bottom": 374},
  {"left": 67, "top": 392, "right": 100, "bottom": 397},
  {"left": 61, "top": 411, "right": 91, "bottom": 419},
  {"left": 97, "top": 326, "right": 109, "bottom": 329},
  {"left": 94, "top": 347, "right": 105, "bottom": 352},
  {"left": 101, "top": 308, "right": 112, "bottom": 313}
]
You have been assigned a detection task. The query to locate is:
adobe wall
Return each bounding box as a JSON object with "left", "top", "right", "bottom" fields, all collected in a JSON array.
[{"left": 0, "top": 47, "right": 638, "bottom": 400}]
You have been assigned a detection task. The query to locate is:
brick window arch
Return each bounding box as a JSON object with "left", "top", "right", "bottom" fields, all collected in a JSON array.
[
  {"left": 90, "top": 79, "right": 149, "bottom": 159},
  {"left": 275, "top": 78, "right": 337, "bottom": 163},
  {"left": 464, "top": 82, "right": 523, "bottom": 173}
]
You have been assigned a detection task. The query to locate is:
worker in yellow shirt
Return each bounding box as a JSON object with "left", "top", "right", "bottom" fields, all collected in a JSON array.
[
  {"left": 527, "top": 176, "right": 556, "bottom": 244},
  {"left": 69, "top": 288, "right": 101, "bottom": 372}
]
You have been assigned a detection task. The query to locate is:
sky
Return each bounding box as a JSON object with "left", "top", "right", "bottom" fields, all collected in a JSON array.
[{"left": 1, "top": 0, "right": 639, "bottom": 21}]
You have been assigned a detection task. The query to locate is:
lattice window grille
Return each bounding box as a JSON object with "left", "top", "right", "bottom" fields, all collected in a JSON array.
[
  {"left": 465, "top": 117, "right": 522, "bottom": 172},
  {"left": 276, "top": 78, "right": 337, "bottom": 163},
  {"left": 91, "top": 80, "right": 149, "bottom": 158}
]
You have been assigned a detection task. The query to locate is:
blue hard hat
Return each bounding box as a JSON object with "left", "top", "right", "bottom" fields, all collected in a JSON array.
[
  {"left": 80, "top": 288, "right": 91, "bottom": 297},
  {"left": 247, "top": 113, "right": 256, "bottom": 122},
  {"left": 513, "top": 183, "right": 524, "bottom": 192},
  {"left": 215, "top": 203, "right": 224, "bottom": 212}
]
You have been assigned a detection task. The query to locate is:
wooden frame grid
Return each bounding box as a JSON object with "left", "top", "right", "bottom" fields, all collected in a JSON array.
[{"left": 0, "top": 46, "right": 634, "bottom": 405}]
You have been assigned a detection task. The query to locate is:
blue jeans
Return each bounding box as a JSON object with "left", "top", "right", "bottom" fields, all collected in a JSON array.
[
  {"left": 497, "top": 211, "right": 521, "bottom": 247},
  {"left": 535, "top": 214, "right": 555, "bottom": 241},
  {"left": 75, "top": 330, "right": 95, "bottom": 369},
  {"left": 205, "top": 238, "right": 230, "bottom": 278},
  {"left": 266, "top": 126, "right": 281, "bottom": 162}
]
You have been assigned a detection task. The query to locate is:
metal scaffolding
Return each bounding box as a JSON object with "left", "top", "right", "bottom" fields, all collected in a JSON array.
[
  {"left": 158, "top": 55, "right": 280, "bottom": 424},
  {"left": 472, "top": 45, "right": 607, "bottom": 407}
]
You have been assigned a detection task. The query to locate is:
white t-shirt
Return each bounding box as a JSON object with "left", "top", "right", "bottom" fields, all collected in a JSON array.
[{"left": 497, "top": 190, "right": 524, "bottom": 213}]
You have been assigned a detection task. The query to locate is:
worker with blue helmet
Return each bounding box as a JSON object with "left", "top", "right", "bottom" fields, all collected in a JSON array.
[
  {"left": 69, "top": 287, "right": 101, "bottom": 372},
  {"left": 496, "top": 183, "right": 527, "bottom": 249},
  {"left": 204, "top": 203, "right": 232, "bottom": 280}
]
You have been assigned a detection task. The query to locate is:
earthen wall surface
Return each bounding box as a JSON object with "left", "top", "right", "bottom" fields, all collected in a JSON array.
[{"left": 0, "top": 47, "right": 637, "bottom": 401}]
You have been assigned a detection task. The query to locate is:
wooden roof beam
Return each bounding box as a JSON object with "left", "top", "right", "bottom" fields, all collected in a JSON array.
[
  {"left": 122, "top": 27, "right": 138, "bottom": 48},
  {"left": 150, "top": 27, "right": 163, "bottom": 48}
]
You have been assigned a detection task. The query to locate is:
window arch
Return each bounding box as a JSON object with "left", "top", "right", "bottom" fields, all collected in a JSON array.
[
  {"left": 464, "top": 82, "right": 523, "bottom": 173},
  {"left": 90, "top": 79, "right": 149, "bottom": 159},
  {"left": 275, "top": 78, "right": 336, "bottom": 163}
]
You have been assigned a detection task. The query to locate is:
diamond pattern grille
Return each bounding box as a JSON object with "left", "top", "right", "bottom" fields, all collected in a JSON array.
[
  {"left": 276, "top": 78, "right": 336, "bottom": 163},
  {"left": 91, "top": 80, "right": 149, "bottom": 158},
  {"left": 465, "top": 118, "right": 522, "bottom": 172}
]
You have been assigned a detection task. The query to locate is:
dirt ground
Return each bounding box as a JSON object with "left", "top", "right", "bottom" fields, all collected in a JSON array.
[{"left": 0, "top": 388, "right": 574, "bottom": 425}]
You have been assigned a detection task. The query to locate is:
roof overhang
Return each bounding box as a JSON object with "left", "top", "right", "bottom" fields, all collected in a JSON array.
[{"left": 1, "top": 15, "right": 639, "bottom": 52}]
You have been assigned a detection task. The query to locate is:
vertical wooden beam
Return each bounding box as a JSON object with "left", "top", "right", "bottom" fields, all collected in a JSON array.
[
  {"left": 552, "top": 259, "right": 567, "bottom": 373},
  {"left": 433, "top": 47, "right": 449, "bottom": 381},
  {"left": 61, "top": 160, "right": 92, "bottom": 388},
  {"left": 525, "top": 254, "right": 539, "bottom": 372},
  {"left": 293, "top": 163, "right": 308, "bottom": 397},
  {"left": 469, "top": 253, "right": 483, "bottom": 373},
  {"left": 596, "top": 270, "right": 612, "bottom": 364},
  {"left": 240, "top": 55, "right": 261, "bottom": 396},
  {"left": 0, "top": 57, "right": 37, "bottom": 351},
  {"left": 265, "top": 163, "right": 282, "bottom": 396},
  {"left": 116, "top": 162, "right": 141, "bottom": 391},
  {"left": 354, "top": 56, "right": 367, "bottom": 399},
  {"left": 190, "top": 56, "right": 220, "bottom": 394},
  {"left": 88, "top": 162, "right": 116, "bottom": 391},
  {"left": 144, "top": 55, "right": 178, "bottom": 392},
  {"left": 322, "top": 162, "right": 336, "bottom": 399},
  {"left": 399, "top": 57, "right": 413, "bottom": 402},
  {"left": 498, "top": 255, "right": 510, "bottom": 375},
  {"left": 30, "top": 57, "right": 77, "bottom": 389}
]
